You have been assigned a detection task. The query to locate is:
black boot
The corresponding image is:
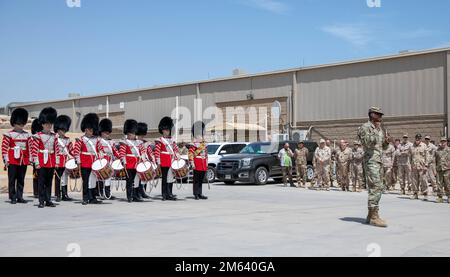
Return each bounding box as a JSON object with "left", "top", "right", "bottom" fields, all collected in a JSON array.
[
  {"left": 133, "top": 188, "right": 144, "bottom": 202},
  {"left": 89, "top": 189, "right": 103, "bottom": 204},
  {"left": 61, "top": 186, "right": 73, "bottom": 201},
  {"left": 140, "top": 184, "right": 150, "bottom": 199},
  {"left": 105, "top": 186, "right": 116, "bottom": 200},
  {"left": 168, "top": 183, "right": 177, "bottom": 199}
]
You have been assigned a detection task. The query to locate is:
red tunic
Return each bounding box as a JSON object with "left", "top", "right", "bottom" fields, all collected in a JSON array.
[
  {"left": 189, "top": 142, "right": 208, "bottom": 172},
  {"left": 119, "top": 139, "right": 144, "bottom": 170},
  {"left": 2, "top": 130, "right": 32, "bottom": 166},
  {"left": 32, "top": 131, "right": 58, "bottom": 168},
  {"left": 55, "top": 135, "right": 73, "bottom": 168},
  {"left": 154, "top": 137, "right": 179, "bottom": 168},
  {"left": 73, "top": 136, "right": 104, "bottom": 169}
]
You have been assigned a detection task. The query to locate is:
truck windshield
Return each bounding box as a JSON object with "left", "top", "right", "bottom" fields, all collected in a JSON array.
[
  {"left": 207, "top": 145, "right": 221, "bottom": 154},
  {"left": 240, "top": 143, "right": 276, "bottom": 154}
]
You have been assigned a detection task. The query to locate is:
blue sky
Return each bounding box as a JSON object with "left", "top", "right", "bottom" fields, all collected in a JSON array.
[{"left": 0, "top": 0, "right": 449, "bottom": 106}]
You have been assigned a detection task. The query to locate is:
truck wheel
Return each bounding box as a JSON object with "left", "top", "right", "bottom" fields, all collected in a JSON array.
[
  {"left": 307, "top": 165, "right": 315, "bottom": 182},
  {"left": 205, "top": 167, "right": 215, "bottom": 183},
  {"left": 224, "top": 181, "right": 235, "bottom": 185},
  {"left": 255, "top": 167, "right": 269, "bottom": 185}
]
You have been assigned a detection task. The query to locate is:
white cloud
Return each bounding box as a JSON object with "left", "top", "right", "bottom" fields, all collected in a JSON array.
[
  {"left": 322, "top": 24, "right": 372, "bottom": 47},
  {"left": 243, "top": 0, "right": 290, "bottom": 14}
]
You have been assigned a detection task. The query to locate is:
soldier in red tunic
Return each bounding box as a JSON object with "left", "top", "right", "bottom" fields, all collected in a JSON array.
[
  {"left": 154, "top": 117, "right": 179, "bottom": 201},
  {"left": 54, "top": 115, "right": 74, "bottom": 202},
  {"left": 2, "top": 108, "right": 32, "bottom": 204},
  {"left": 189, "top": 121, "right": 208, "bottom": 200},
  {"left": 136, "top": 122, "right": 151, "bottom": 199},
  {"left": 73, "top": 113, "right": 105, "bottom": 205},
  {"left": 31, "top": 118, "right": 43, "bottom": 199},
  {"left": 119, "top": 119, "right": 144, "bottom": 203},
  {"left": 98, "top": 118, "right": 120, "bottom": 200},
  {"left": 32, "top": 107, "right": 58, "bottom": 208}
]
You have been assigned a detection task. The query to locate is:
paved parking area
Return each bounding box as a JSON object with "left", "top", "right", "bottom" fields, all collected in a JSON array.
[{"left": 1, "top": 182, "right": 450, "bottom": 257}]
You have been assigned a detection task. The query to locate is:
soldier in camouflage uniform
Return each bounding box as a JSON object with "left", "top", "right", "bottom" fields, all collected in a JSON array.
[
  {"left": 336, "top": 140, "right": 352, "bottom": 192},
  {"left": 397, "top": 134, "right": 413, "bottom": 195},
  {"left": 357, "top": 107, "right": 388, "bottom": 228},
  {"left": 351, "top": 141, "right": 364, "bottom": 192},
  {"left": 382, "top": 138, "right": 396, "bottom": 191},
  {"left": 326, "top": 140, "right": 336, "bottom": 187},
  {"left": 392, "top": 139, "right": 401, "bottom": 188},
  {"left": 435, "top": 137, "right": 450, "bottom": 203},
  {"left": 424, "top": 136, "right": 437, "bottom": 192},
  {"left": 410, "top": 134, "right": 430, "bottom": 200},
  {"left": 294, "top": 141, "right": 309, "bottom": 188},
  {"left": 314, "top": 139, "right": 332, "bottom": 191}
]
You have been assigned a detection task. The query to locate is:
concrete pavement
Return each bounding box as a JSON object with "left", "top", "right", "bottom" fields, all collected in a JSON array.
[{"left": 1, "top": 182, "right": 449, "bottom": 257}]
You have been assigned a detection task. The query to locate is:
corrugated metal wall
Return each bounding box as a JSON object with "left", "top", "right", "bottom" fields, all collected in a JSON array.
[{"left": 296, "top": 52, "right": 445, "bottom": 122}]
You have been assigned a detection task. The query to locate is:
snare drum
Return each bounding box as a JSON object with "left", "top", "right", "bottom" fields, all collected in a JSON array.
[
  {"left": 92, "top": 158, "right": 113, "bottom": 180},
  {"left": 65, "top": 159, "right": 81, "bottom": 179},
  {"left": 171, "top": 159, "right": 189, "bottom": 179},
  {"left": 111, "top": 159, "right": 127, "bottom": 179},
  {"left": 136, "top": 161, "right": 157, "bottom": 182}
]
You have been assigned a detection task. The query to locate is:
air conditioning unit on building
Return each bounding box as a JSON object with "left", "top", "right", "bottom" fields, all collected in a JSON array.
[
  {"left": 292, "top": 130, "right": 308, "bottom": 142},
  {"left": 273, "top": 133, "right": 289, "bottom": 141}
]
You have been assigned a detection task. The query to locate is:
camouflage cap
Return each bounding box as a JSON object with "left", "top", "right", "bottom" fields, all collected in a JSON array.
[
  {"left": 368, "top": 107, "right": 384, "bottom": 115},
  {"left": 441, "top": 137, "right": 447, "bottom": 142},
  {"left": 319, "top": 139, "right": 326, "bottom": 144},
  {"left": 415, "top": 134, "right": 422, "bottom": 140},
  {"left": 424, "top": 135, "right": 431, "bottom": 140},
  {"left": 353, "top": 140, "right": 361, "bottom": 145},
  {"left": 403, "top": 133, "right": 409, "bottom": 138}
]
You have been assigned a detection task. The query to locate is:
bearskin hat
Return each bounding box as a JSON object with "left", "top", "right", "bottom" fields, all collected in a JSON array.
[
  {"left": 123, "top": 119, "right": 138, "bottom": 135},
  {"left": 137, "top": 122, "right": 148, "bottom": 137},
  {"left": 54, "top": 115, "right": 72, "bottom": 133},
  {"left": 31, "top": 119, "right": 42, "bottom": 135},
  {"left": 158, "top": 117, "right": 174, "bottom": 135},
  {"left": 81, "top": 113, "right": 99, "bottom": 134},
  {"left": 38, "top": 107, "right": 57, "bottom": 125},
  {"left": 192, "top": 121, "right": 205, "bottom": 138},
  {"left": 10, "top": 108, "right": 29, "bottom": 126},
  {"left": 99, "top": 118, "right": 113, "bottom": 134}
]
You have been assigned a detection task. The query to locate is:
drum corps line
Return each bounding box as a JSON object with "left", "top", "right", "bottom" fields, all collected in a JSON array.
[{"left": 2, "top": 107, "right": 209, "bottom": 208}]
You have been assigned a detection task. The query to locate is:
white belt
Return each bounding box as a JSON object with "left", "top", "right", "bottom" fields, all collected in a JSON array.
[
  {"left": 195, "top": 156, "right": 206, "bottom": 159},
  {"left": 126, "top": 154, "right": 139, "bottom": 158},
  {"left": 161, "top": 151, "right": 171, "bottom": 155},
  {"left": 81, "top": 152, "right": 95, "bottom": 156},
  {"left": 39, "top": 150, "right": 55, "bottom": 154}
]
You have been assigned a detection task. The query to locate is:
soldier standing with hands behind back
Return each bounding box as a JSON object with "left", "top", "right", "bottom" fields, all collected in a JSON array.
[{"left": 357, "top": 107, "right": 389, "bottom": 228}]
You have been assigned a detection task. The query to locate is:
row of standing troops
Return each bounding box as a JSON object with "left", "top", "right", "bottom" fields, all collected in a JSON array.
[{"left": 3, "top": 107, "right": 209, "bottom": 208}]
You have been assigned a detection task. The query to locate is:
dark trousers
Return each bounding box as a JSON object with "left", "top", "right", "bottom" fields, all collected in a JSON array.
[
  {"left": 97, "top": 181, "right": 112, "bottom": 198},
  {"left": 161, "top": 167, "right": 173, "bottom": 198},
  {"left": 38, "top": 167, "right": 54, "bottom": 204},
  {"left": 193, "top": 170, "right": 206, "bottom": 196},
  {"left": 54, "top": 167, "right": 65, "bottom": 198},
  {"left": 126, "top": 169, "right": 137, "bottom": 201},
  {"left": 8, "top": 164, "right": 27, "bottom": 201},
  {"left": 33, "top": 166, "right": 39, "bottom": 197},
  {"left": 81, "top": 168, "right": 96, "bottom": 202}
]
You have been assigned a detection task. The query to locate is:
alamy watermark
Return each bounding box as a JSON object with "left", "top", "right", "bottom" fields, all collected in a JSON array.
[
  {"left": 66, "top": 0, "right": 81, "bottom": 8},
  {"left": 367, "top": 0, "right": 381, "bottom": 8}
]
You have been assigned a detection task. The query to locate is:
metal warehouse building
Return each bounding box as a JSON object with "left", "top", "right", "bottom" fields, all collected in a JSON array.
[{"left": 8, "top": 47, "right": 450, "bottom": 143}]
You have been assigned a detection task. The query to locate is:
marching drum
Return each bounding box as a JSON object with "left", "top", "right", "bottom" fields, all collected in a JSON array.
[
  {"left": 111, "top": 159, "right": 127, "bottom": 180},
  {"left": 92, "top": 158, "right": 113, "bottom": 180},
  {"left": 65, "top": 158, "right": 81, "bottom": 179},
  {"left": 171, "top": 159, "right": 189, "bottom": 179},
  {"left": 136, "top": 161, "right": 157, "bottom": 182}
]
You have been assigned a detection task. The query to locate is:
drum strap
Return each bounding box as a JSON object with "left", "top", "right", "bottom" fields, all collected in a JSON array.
[
  {"left": 85, "top": 137, "right": 98, "bottom": 158},
  {"left": 101, "top": 138, "right": 113, "bottom": 155},
  {"left": 126, "top": 139, "right": 140, "bottom": 157},
  {"left": 160, "top": 137, "right": 175, "bottom": 157},
  {"left": 58, "top": 138, "right": 70, "bottom": 156}
]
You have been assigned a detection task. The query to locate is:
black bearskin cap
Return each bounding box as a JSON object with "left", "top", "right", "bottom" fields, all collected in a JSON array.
[
  {"left": 54, "top": 115, "right": 72, "bottom": 133},
  {"left": 192, "top": 121, "right": 205, "bottom": 138},
  {"left": 158, "top": 117, "right": 174, "bottom": 135},
  {"left": 38, "top": 107, "right": 57, "bottom": 125},
  {"left": 10, "top": 108, "right": 29, "bottom": 126},
  {"left": 99, "top": 118, "right": 113, "bottom": 134},
  {"left": 123, "top": 119, "right": 138, "bottom": 135},
  {"left": 137, "top": 122, "right": 148, "bottom": 136},
  {"left": 31, "top": 119, "right": 42, "bottom": 135},
  {"left": 81, "top": 113, "right": 99, "bottom": 133}
]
